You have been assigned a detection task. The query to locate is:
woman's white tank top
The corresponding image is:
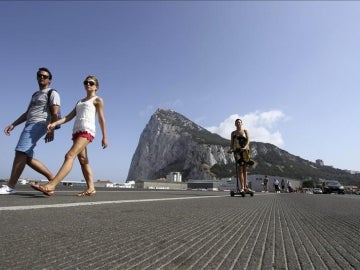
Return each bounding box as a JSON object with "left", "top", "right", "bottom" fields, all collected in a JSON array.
[{"left": 72, "top": 96, "right": 97, "bottom": 137}]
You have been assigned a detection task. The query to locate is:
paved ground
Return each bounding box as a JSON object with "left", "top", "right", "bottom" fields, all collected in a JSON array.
[{"left": 1, "top": 186, "right": 360, "bottom": 270}]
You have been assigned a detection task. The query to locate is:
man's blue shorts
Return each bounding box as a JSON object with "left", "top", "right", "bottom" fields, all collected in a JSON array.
[{"left": 15, "top": 122, "right": 47, "bottom": 157}]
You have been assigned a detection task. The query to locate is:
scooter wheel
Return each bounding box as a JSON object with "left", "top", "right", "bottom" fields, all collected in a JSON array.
[{"left": 230, "top": 191, "right": 235, "bottom": 197}]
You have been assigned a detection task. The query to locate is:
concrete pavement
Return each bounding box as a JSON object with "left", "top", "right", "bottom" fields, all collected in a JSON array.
[{"left": 0, "top": 186, "right": 360, "bottom": 270}]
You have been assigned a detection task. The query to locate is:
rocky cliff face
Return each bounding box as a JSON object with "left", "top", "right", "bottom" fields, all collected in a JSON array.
[{"left": 127, "top": 109, "right": 233, "bottom": 181}]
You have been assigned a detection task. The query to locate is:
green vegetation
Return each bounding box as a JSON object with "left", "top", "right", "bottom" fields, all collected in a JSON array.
[
  {"left": 187, "top": 129, "right": 229, "bottom": 146},
  {"left": 302, "top": 180, "right": 315, "bottom": 188},
  {"left": 210, "top": 163, "right": 235, "bottom": 179}
]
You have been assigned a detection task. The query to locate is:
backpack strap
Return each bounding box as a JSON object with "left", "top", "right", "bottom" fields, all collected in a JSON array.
[
  {"left": 47, "top": 89, "right": 56, "bottom": 106},
  {"left": 47, "top": 89, "right": 61, "bottom": 129}
]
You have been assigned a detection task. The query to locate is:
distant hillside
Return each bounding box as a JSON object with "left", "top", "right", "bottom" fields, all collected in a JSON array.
[
  {"left": 127, "top": 109, "right": 359, "bottom": 186},
  {"left": 213, "top": 142, "right": 359, "bottom": 186}
]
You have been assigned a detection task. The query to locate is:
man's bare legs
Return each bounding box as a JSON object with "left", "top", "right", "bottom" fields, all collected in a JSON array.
[
  {"left": 27, "top": 157, "right": 54, "bottom": 181},
  {"left": 7, "top": 151, "right": 27, "bottom": 189},
  {"left": 7, "top": 151, "right": 54, "bottom": 189}
]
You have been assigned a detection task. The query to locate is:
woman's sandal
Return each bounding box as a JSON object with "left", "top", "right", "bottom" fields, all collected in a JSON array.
[
  {"left": 77, "top": 189, "right": 96, "bottom": 197},
  {"left": 30, "top": 183, "right": 55, "bottom": 196}
]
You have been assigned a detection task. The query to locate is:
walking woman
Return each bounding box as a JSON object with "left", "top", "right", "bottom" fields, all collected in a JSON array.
[
  {"left": 31, "top": 75, "right": 108, "bottom": 196},
  {"left": 230, "top": 118, "right": 253, "bottom": 192}
]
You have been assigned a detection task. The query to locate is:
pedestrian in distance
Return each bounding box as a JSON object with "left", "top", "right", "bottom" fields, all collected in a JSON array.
[
  {"left": 281, "top": 178, "right": 285, "bottom": 191},
  {"left": 263, "top": 175, "right": 269, "bottom": 192},
  {"left": 0, "top": 67, "right": 60, "bottom": 195},
  {"left": 287, "top": 180, "right": 293, "bottom": 193},
  {"left": 274, "top": 178, "right": 280, "bottom": 193},
  {"left": 229, "top": 118, "right": 254, "bottom": 193},
  {"left": 31, "top": 75, "right": 108, "bottom": 197}
]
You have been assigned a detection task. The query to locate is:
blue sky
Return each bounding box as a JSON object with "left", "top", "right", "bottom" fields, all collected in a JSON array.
[{"left": 1, "top": 1, "right": 360, "bottom": 183}]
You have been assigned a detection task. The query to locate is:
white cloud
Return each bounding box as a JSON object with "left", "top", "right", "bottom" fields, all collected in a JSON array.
[{"left": 206, "top": 110, "right": 286, "bottom": 147}]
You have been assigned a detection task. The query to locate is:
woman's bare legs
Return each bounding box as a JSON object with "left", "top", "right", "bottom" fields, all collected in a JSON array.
[
  {"left": 238, "top": 164, "right": 247, "bottom": 191},
  {"left": 43, "top": 137, "right": 90, "bottom": 191},
  {"left": 78, "top": 147, "right": 95, "bottom": 193}
]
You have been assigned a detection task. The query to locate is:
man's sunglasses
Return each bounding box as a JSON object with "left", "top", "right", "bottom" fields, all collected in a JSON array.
[{"left": 37, "top": 74, "right": 49, "bottom": 79}]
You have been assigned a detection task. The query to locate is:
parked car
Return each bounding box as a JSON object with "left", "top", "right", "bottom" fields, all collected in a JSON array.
[
  {"left": 322, "top": 180, "right": 345, "bottom": 194},
  {"left": 355, "top": 190, "right": 360, "bottom": 195},
  {"left": 313, "top": 188, "right": 323, "bottom": 194}
]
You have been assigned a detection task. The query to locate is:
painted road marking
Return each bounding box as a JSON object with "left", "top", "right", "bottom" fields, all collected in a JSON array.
[{"left": 0, "top": 195, "right": 225, "bottom": 211}]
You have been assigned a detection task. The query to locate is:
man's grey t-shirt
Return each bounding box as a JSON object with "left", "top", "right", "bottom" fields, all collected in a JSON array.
[{"left": 26, "top": 88, "right": 61, "bottom": 124}]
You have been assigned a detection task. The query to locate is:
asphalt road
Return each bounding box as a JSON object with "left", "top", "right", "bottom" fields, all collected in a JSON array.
[{"left": 1, "top": 186, "right": 360, "bottom": 270}]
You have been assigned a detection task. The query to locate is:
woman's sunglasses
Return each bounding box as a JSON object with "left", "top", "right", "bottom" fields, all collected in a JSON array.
[{"left": 83, "top": 81, "right": 96, "bottom": 86}]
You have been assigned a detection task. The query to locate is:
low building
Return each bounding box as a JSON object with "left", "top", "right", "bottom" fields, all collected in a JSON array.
[
  {"left": 94, "top": 180, "right": 113, "bottom": 188},
  {"left": 134, "top": 180, "right": 187, "bottom": 190},
  {"left": 187, "top": 180, "right": 221, "bottom": 190},
  {"left": 166, "top": 172, "right": 182, "bottom": 182},
  {"left": 106, "top": 181, "right": 135, "bottom": 188},
  {"left": 316, "top": 159, "right": 324, "bottom": 166}
]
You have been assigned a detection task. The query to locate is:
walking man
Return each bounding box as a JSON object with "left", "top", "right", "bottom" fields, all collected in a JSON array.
[{"left": 0, "top": 67, "right": 60, "bottom": 194}]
